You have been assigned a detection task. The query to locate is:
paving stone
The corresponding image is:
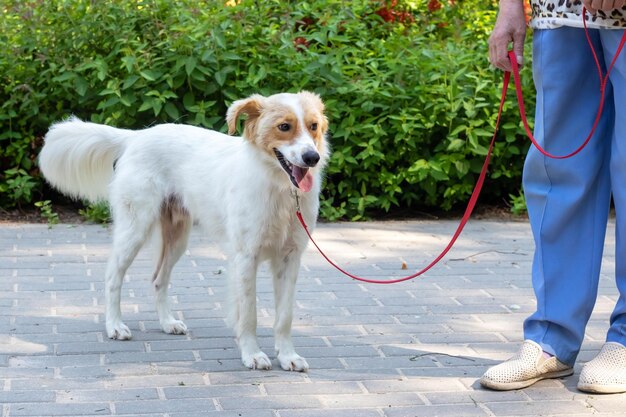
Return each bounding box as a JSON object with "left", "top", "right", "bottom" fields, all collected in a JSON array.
[
  {"left": 8, "top": 402, "right": 110, "bottom": 416},
  {"left": 9, "top": 354, "right": 101, "bottom": 368},
  {"left": 163, "top": 384, "right": 262, "bottom": 398},
  {"left": 586, "top": 395, "right": 626, "bottom": 413},
  {"left": 219, "top": 395, "right": 323, "bottom": 410},
  {"left": 56, "top": 388, "right": 159, "bottom": 402},
  {"left": 278, "top": 410, "right": 382, "bottom": 417},
  {"left": 170, "top": 412, "right": 274, "bottom": 417},
  {"left": 484, "top": 399, "right": 595, "bottom": 416},
  {"left": 56, "top": 341, "right": 146, "bottom": 355},
  {"left": 319, "top": 392, "right": 422, "bottom": 408},
  {"left": 0, "top": 390, "right": 56, "bottom": 403},
  {"left": 114, "top": 398, "right": 217, "bottom": 414},
  {"left": 263, "top": 381, "right": 362, "bottom": 395},
  {"left": 384, "top": 404, "right": 490, "bottom": 417},
  {"left": 11, "top": 376, "right": 106, "bottom": 391}
]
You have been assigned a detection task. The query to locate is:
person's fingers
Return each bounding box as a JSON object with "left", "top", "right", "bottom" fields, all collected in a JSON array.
[
  {"left": 591, "top": 0, "right": 605, "bottom": 11},
  {"left": 489, "top": 31, "right": 513, "bottom": 71},
  {"left": 582, "top": 0, "right": 595, "bottom": 13},
  {"left": 512, "top": 30, "right": 526, "bottom": 68},
  {"left": 588, "top": 0, "right": 622, "bottom": 11},
  {"left": 488, "top": 34, "right": 500, "bottom": 69},
  {"left": 488, "top": 38, "right": 497, "bottom": 68}
]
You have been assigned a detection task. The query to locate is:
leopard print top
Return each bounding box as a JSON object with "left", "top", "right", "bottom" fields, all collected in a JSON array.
[{"left": 530, "top": 0, "right": 626, "bottom": 29}]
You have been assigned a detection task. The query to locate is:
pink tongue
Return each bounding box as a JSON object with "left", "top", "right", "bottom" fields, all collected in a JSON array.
[{"left": 293, "top": 166, "right": 314, "bottom": 192}]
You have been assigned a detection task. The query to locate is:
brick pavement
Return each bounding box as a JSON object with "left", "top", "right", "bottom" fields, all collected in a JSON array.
[{"left": 0, "top": 218, "right": 624, "bottom": 417}]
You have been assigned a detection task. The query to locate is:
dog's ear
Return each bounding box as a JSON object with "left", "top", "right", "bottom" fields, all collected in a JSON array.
[
  {"left": 226, "top": 95, "right": 264, "bottom": 136},
  {"left": 298, "top": 91, "right": 325, "bottom": 113}
]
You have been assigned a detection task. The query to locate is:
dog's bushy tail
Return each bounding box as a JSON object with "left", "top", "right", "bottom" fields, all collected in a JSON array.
[{"left": 38, "top": 117, "right": 133, "bottom": 202}]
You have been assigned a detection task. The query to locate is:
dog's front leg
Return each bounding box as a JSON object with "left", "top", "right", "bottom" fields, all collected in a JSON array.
[
  {"left": 229, "top": 253, "right": 272, "bottom": 370},
  {"left": 271, "top": 251, "right": 309, "bottom": 372}
]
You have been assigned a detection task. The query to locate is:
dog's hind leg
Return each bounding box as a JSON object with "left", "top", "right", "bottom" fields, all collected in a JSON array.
[
  {"left": 229, "top": 252, "right": 272, "bottom": 370},
  {"left": 105, "top": 205, "right": 155, "bottom": 340},
  {"left": 153, "top": 197, "right": 191, "bottom": 335},
  {"left": 271, "top": 250, "right": 309, "bottom": 372}
]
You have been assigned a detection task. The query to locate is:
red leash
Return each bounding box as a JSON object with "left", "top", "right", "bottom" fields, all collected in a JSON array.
[{"left": 297, "top": 15, "right": 626, "bottom": 284}]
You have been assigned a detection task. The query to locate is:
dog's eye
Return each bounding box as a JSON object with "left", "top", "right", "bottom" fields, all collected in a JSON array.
[
  {"left": 311, "top": 123, "right": 318, "bottom": 131},
  {"left": 278, "top": 123, "right": 291, "bottom": 132}
]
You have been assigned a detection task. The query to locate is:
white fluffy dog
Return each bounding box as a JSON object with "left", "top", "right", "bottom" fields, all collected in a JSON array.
[{"left": 38, "top": 91, "right": 329, "bottom": 371}]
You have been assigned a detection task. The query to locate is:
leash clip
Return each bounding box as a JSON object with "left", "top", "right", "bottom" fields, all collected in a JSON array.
[{"left": 292, "top": 189, "right": 301, "bottom": 212}]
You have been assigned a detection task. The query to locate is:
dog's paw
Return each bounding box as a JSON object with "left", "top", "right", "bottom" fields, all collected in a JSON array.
[
  {"left": 278, "top": 352, "right": 309, "bottom": 372},
  {"left": 161, "top": 319, "right": 188, "bottom": 335},
  {"left": 106, "top": 322, "right": 132, "bottom": 340},
  {"left": 242, "top": 351, "right": 272, "bottom": 370}
]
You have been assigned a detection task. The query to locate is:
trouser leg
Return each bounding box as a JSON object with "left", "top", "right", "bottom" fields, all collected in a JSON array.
[
  {"left": 523, "top": 27, "right": 614, "bottom": 366},
  {"left": 603, "top": 29, "right": 626, "bottom": 346}
]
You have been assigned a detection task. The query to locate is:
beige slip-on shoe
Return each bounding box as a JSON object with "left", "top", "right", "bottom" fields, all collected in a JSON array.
[
  {"left": 578, "top": 342, "right": 626, "bottom": 394},
  {"left": 480, "top": 340, "right": 574, "bottom": 391}
]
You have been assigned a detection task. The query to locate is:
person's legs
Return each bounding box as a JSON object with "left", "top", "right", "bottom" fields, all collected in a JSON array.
[
  {"left": 481, "top": 27, "right": 616, "bottom": 391},
  {"left": 522, "top": 27, "right": 614, "bottom": 367}
]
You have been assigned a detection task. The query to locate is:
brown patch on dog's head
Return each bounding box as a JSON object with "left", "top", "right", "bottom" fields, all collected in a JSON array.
[
  {"left": 253, "top": 104, "right": 300, "bottom": 153},
  {"left": 298, "top": 91, "right": 328, "bottom": 148}
]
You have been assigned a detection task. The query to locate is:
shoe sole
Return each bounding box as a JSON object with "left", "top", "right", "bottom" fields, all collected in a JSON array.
[
  {"left": 480, "top": 368, "right": 574, "bottom": 391},
  {"left": 577, "top": 383, "right": 626, "bottom": 394}
]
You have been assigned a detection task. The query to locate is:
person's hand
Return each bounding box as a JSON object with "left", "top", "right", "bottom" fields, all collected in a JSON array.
[
  {"left": 489, "top": 0, "right": 527, "bottom": 72},
  {"left": 583, "top": 0, "right": 626, "bottom": 14}
]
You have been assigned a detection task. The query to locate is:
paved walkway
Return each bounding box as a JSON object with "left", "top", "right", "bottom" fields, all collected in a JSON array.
[{"left": 1, "top": 218, "right": 624, "bottom": 417}]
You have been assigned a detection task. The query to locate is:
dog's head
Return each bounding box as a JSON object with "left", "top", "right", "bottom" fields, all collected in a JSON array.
[{"left": 226, "top": 91, "right": 329, "bottom": 192}]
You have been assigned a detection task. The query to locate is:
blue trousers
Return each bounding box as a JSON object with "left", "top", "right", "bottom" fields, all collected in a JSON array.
[{"left": 523, "top": 27, "right": 626, "bottom": 366}]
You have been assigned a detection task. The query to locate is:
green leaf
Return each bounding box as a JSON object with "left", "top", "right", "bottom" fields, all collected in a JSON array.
[
  {"left": 164, "top": 102, "right": 179, "bottom": 120},
  {"left": 185, "top": 56, "right": 197, "bottom": 76},
  {"left": 75, "top": 77, "right": 89, "bottom": 96},
  {"left": 183, "top": 92, "right": 195, "bottom": 110},
  {"left": 121, "top": 56, "right": 136, "bottom": 73},
  {"left": 213, "top": 29, "right": 227, "bottom": 49},
  {"left": 123, "top": 75, "right": 141, "bottom": 89},
  {"left": 215, "top": 68, "right": 228, "bottom": 87},
  {"left": 447, "top": 138, "right": 465, "bottom": 151},
  {"left": 138, "top": 100, "right": 153, "bottom": 112},
  {"left": 53, "top": 71, "right": 76, "bottom": 82},
  {"left": 140, "top": 70, "right": 162, "bottom": 81}
]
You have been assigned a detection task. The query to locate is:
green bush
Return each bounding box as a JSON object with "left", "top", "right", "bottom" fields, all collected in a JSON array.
[{"left": 0, "top": 0, "right": 534, "bottom": 220}]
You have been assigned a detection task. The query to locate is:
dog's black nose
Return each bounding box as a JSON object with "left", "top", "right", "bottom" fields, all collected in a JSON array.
[{"left": 302, "top": 150, "right": 320, "bottom": 167}]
